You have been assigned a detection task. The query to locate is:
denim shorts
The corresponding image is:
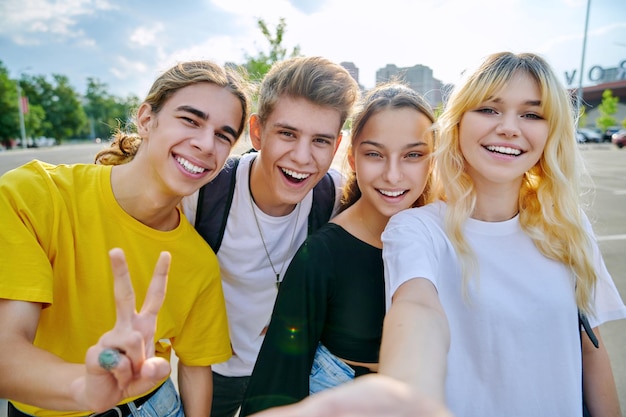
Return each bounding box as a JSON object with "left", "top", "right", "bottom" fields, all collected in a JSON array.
[
  {"left": 309, "top": 343, "right": 355, "bottom": 395},
  {"left": 128, "top": 378, "right": 183, "bottom": 417}
]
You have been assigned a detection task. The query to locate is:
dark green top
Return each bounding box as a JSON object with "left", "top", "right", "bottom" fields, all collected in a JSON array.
[{"left": 240, "top": 223, "right": 385, "bottom": 416}]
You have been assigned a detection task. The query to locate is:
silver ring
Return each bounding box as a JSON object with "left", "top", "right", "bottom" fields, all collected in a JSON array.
[{"left": 98, "top": 348, "right": 122, "bottom": 371}]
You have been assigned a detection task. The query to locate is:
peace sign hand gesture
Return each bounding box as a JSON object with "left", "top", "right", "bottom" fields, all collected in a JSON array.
[{"left": 72, "top": 248, "right": 172, "bottom": 413}]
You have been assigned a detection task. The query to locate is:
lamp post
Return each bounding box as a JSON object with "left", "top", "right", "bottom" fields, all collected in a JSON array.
[
  {"left": 16, "top": 80, "right": 27, "bottom": 148},
  {"left": 576, "top": 0, "right": 591, "bottom": 114},
  {"left": 15, "top": 67, "right": 31, "bottom": 148}
]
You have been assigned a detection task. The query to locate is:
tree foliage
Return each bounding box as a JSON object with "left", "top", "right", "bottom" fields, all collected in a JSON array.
[
  {"left": 595, "top": 89, "right": 619, "bottom": 133},
  {"left": 84, "top": 77, "right": 140, "bottom": 140},
  {"left": 243, "top": 17, "right": 301, "bottom": 82},
  {"left": 0, "top": 62, "right": 19, "bottom": 147}
]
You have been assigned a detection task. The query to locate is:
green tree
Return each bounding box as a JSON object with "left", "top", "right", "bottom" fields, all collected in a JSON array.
[
  {"left": 0, "top": 61, "right": 19, "bottom": 148},
  {"left": 595, "top": 89, "right": 619, "bottom": 133},
  {"left": 243, "top": 17, "right": 301, "bottom": 82},
  {"left": 21, "top": 74, "right": 87, "bottom": 142},
  {"left": 83, "top": 77, "right": 139, "bottom": 140}
]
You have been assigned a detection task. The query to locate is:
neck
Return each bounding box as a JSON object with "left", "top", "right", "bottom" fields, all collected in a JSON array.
[
  {"left": 111, "top": 164, "right": 181, "bottom": 231},
  {"left": 471, "top": 191, "right": 520, "bottom": 222},
  {"left": 333, "top": 199, "right": 388, "bottom": 248}
]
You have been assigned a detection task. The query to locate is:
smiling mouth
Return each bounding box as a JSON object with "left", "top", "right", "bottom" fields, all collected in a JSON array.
[
  {"left": 282, "top": 168, "right": 311, "bottom": 183},
  {"left": 378, "top": 189, "right": 407, "bottom": 197},
  {"left": 485, "top": 145, "right": 523, "bottom": 156},
  {"left": 176, "top": 156, "right": 206, "bottom": 174}
]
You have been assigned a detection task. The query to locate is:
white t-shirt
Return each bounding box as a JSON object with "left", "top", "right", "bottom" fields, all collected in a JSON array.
[
  {"left": 382, "top": 201, "right": 626, "bottom": 417},
  {"left": 183, "top": 152, "right": 343, "bottom": 376}
]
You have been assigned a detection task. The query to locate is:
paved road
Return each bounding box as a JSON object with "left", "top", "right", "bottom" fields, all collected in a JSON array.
[{"left": 0, "top": 142, "right": 625, "bottom": 416}]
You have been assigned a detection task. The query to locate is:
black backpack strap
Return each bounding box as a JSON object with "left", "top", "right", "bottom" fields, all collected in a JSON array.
[
  {"left": 195, "top": 156, "right": 241, "bottom": 252},
  {"left": 579, "top": 310, "right": 599, "bottom": 348},
  {"left": 578, "top": 309, "right": 597, "bottom": 417},
  {"left": 307, "top": 172, "right": 336, "bottom": 235}
]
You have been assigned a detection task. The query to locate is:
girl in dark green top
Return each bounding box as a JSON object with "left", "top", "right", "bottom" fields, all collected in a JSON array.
[{"left": 240, "top": 82, "right": 436, "bottom": 416}]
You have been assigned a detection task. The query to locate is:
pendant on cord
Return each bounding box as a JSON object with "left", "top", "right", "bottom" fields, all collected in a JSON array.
[{"left": 276, "top": 273, "right": 280, "bottom": 290}]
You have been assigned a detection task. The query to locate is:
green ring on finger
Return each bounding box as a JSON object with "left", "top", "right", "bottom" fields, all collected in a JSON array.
[{"left": 98, "top": 348, "right": 122, "bottom": 371}]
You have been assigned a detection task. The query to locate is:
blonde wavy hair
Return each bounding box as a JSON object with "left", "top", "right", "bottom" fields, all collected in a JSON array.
[
  {"left": 436, "top": 52, "right": 596, "bottom": 314},
  {"left": 95, "top": 60, "right": 252, "bottom": 165}
]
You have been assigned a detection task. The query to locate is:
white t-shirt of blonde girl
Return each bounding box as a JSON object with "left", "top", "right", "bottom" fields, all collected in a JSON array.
[{"left": 382, "top": 201, "right": 626, "bottom": 417}]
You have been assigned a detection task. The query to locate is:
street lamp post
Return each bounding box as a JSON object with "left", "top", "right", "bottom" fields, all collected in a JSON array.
[
  {"left": 16, "top": 80, "right": 27, "bottom": 148},
  {"left": 576, "top": 0, "right": 591, "bottom": 114}
]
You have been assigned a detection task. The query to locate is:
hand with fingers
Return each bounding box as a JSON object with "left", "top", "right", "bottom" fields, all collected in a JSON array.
[{"left": 71, "top": 248, "right": 172, "bottom": 412}]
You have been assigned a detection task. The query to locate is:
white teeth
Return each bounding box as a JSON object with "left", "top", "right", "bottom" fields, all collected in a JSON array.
[
  {"left": 176, "top": 156, "right": 206, "bottom": 174},
  {"left": 486, "top": 145, "right": 522, "bottom": 156},
  {"left": 282, "top": 168, "right": 310, "bottom": 180},
  {"left": 379, "top": 189, "right": 406, "bottom": 197}
]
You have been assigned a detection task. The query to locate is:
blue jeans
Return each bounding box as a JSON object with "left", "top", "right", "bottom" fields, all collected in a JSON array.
[
  {"left": 129, "top": 378, "right": 183, "bottom": 417},
  {"left": 309, "top": 343, "right": 354, "bottom": 395},
  {"left": 210, "top": 371, "right": 249, "bottom": 417}
]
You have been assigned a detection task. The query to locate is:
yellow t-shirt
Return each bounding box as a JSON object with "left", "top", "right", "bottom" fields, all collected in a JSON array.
[{"left": 0, "top": 160, "right": 231, "bottom": 417}]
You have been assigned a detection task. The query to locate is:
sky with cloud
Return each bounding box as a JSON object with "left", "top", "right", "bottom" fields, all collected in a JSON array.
[{"left": 1, "top": 0, "right": 625, "bottom": 99}]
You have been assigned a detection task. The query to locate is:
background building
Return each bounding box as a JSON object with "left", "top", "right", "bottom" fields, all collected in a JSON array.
[
  {"left": 375, "top": 64, "right": 444, "bottom": 107},
  {"left": 340, "top": 61, "right": 360, "bottom": 86}
]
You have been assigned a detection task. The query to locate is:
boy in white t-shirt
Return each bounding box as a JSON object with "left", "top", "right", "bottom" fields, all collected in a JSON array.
[{"left": 182, "top": 56, "right": 359, "bottom": 417}]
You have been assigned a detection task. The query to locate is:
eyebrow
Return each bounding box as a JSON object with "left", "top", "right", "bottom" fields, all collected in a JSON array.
[
  {"left": 177, "top": 105, "right": 238, "bottom": 138},
  {"left": 489, "top": 97, "right": 542, "bottom": 107},
  {"left": 359, "top": 140, "right": 429, "bottom": 149},
  {"left": 273, "top": 122, "right": 336, "bottom": 140},
  {"left": 177, "top": 105, "right": 208, "bottom": 120}
]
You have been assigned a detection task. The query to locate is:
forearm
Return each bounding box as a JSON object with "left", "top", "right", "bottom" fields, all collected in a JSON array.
[
  {"left": 582, "top": 328, "right": 622, "bottom": 417},
  {"left": 378, "top": 291, "right": 449, "bottom": 402},
  {"left": 178, "top": 362, "right": 212, "bottom": 417},
  {"left": 0, "top": 300, "right": 89, "bottom": 411}
]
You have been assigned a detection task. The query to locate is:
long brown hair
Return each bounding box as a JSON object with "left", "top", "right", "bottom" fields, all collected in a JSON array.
[
  {"left": 339, "top": 81, "right": 436, "bottom": 213},
  {"left": 95, "top": 60, "right": 252, "bottom": 165}
]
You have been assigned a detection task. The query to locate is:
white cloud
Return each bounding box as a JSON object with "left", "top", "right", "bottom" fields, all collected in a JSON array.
[
  {"left": 130, "top": 24, "right": 165, "bottom": 47},
  {"left": 0, "top": 0, "right": 116, "bottom": 42}
]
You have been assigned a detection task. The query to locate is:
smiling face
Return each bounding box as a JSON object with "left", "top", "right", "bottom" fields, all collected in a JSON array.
[
  {"left": 136, "top": 82, "right": 243, "bottom": 197},
  {"left": 459, "top": 71, "right": 549, "bottom": 192},
  {"left": 349, "top": 107, "right": 433, "bottom": 220},
  {"left": 249, "top": 96, "right": 343, "bottom": 216}
]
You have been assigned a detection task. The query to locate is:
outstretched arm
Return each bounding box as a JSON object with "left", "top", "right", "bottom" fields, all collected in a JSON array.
[
  {"left": 249, "top": 374, "right": 453, "bottom": 417},
  {"left": 379, "top": 278, "right": 450, "bottom": 402},
  {"left": 247, "top": 278, "right": 452, "bottom": 417}
]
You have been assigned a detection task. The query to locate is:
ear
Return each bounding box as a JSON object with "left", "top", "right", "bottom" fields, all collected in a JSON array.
[
  {"left": 136, "top": 103, "right": 153, "bottom": 138},
  {"left": 249, "top": 114, "right": 262, "bottom": 151}
]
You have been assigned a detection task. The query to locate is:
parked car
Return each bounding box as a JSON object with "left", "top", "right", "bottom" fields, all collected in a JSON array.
[
  {"left": 604, "top": 127, "right": 620, "bottom": 142},
  {"left": 577, "top": 128, "right": 602, "bottom": 143},
  {"left": 612, "top": 129, "right": 626, "bottom": 149},
  {"left": 575, "top": 130, "right": 587, "bottom": 143}
]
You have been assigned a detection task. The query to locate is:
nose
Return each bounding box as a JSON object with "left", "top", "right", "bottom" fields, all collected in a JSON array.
[
  {"left": 383, "top": 158, "right": 402, "bottom": 184},
  {"left": 292, "top": 138, "right": 313, "bottom": 165},
  {"left": 496, "top": 114, "right": 521, "bottom": 138},
  {"left": 191, "top": 128, "right": 216, "bottom": 153}
]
